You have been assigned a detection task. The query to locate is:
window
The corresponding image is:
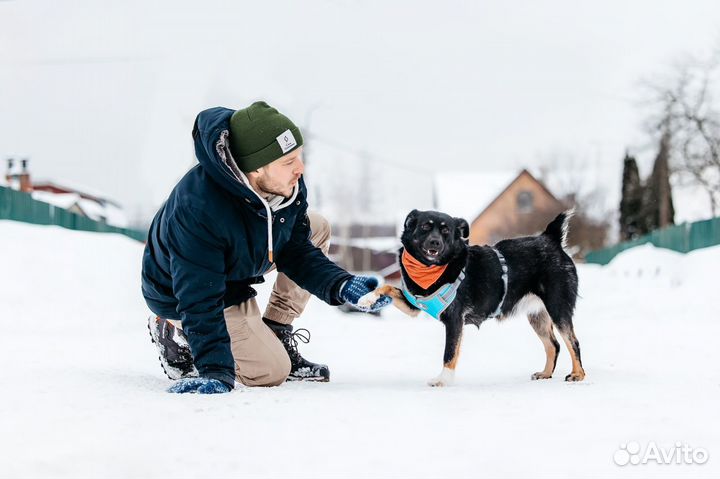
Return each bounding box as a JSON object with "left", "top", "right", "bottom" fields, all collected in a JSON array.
[{"left": 517, "top": 190, "right": 534, "bottom": 213}]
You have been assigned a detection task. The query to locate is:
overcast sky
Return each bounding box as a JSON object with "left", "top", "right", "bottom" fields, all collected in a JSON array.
[{"left": 1, "top": 0, "right": 719, "bottom": 225}]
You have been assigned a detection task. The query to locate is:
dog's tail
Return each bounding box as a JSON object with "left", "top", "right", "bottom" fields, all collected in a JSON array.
[{"left": 543, "top": 208, "right": 574, "bottom": 249}]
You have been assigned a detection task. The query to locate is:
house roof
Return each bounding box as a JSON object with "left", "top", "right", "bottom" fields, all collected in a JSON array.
[
  {"left": 435, "top": 168, "right": 560, "bottom": 223},
  {"left": 76, "top": 197, "right": 129, "bottom": 228},
  {"left": 31, "top": 190, "right": 129, "bottom": 228},
  {"left": 31, "top": 191, "right": 82, "bottom": 210},
  {"left": 434, "top": 170, "right": 520, "bottom": 222},
  {"left": 32, "top": 179, "right": 122, "bottom": 208}
]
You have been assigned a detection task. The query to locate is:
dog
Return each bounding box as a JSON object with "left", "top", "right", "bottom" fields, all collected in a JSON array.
[{"left": 359, "top": 209, "right": 585, "bottom": 387}]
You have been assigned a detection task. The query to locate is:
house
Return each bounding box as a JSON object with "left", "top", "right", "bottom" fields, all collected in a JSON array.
[
  {"left": 435, "top": 169, "right": 564, "bottom": 245},
  {"left": 31, "top": 181, "right": 129, "bottom": 228},
  {"left": 327, "top": 169, "right": 564, "bottom": 280},
  {"left": 328, "top": 223, "right": 401, "bottom": 281},
  {"left": 4, "top": 159, "right": 129, "bottom": 228}
]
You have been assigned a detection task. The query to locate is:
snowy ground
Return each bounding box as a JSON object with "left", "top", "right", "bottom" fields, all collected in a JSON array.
[{"left": 1, "top": 220, "right": 718, "bottom": 478}]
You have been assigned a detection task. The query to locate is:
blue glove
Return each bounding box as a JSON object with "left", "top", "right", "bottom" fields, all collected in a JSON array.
[
  {"left": 167, "top": 377, "right": 231, "bottom": 394},
  {"left": 340, "top": 276, "right": 392, "bottom": 313}
]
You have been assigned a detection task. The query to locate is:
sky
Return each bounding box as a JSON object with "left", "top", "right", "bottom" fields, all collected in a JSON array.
[{"left": 1, "top": 0, "right": 720, "bottom": 225}]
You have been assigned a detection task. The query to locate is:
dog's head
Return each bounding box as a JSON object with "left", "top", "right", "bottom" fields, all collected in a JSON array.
[{"left": 400, "top": 210, "right": 469, "bottom": 265}]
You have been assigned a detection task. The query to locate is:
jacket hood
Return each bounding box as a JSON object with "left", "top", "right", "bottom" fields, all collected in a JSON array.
[{"left": 191, "top": 107, "right": 304, "bottom": 210}]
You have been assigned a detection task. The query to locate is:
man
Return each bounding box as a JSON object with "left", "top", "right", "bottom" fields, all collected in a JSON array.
[{"left": 142, "top": 101, "right": 390, "bottom": 394}]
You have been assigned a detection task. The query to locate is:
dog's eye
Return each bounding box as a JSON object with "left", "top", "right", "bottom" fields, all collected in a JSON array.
[
  {"left": 441, "top": 227, "right": 450, "bottom": 235},
  {"left": 421, "top": 223, "right": 432, "bottom": 231}
]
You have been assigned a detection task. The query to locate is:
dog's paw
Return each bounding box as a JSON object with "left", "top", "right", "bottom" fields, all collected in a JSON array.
[
  {"left": 356, "top": 291, "right": 380, "bottom": 309},
  {"left": 427, "top": 376, "right": 449, "bottom": 387},
  {"left": 427, "top": 367, "right": 454, "bottom": 387},
  {"left": 564, "top": 372, "right": 586, "bottom": 382},
  {"left": 531, "top": 372, "right": 553, "bottom": 380}
]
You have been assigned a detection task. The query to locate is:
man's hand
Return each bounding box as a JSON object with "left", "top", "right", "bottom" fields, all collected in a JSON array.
[
  {"left": 167, "top": 377, "right": 231, "bottom": 394},
  {"left": 340, "top": 276, "right": 392, "bottom": 313}
]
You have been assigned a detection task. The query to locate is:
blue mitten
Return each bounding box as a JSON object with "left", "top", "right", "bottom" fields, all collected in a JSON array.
[
  {"left": 167, "top": 377, "right": 231, "bottom": 394},
  {"left": 340, "top": 276, "right": 392, "bottom": 313}
]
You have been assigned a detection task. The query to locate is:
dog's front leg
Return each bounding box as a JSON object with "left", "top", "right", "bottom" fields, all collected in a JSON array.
[
  {"left": 428, "top": 317, "right": 463, "bottom": 387},
  {"left": 357, "top": 285, "right": 421, "bottom": 317}
]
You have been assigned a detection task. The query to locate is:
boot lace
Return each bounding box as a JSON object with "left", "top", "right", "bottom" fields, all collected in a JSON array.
[{"left": 283, "top": 328, "right": 311, "bottom": 364}]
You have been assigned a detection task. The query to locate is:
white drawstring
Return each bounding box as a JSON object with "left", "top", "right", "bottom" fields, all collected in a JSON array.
[
  {"left": 217, "top": 129, "right": 299, "bottom": 264},
  {"left": 237, "top": 169, "right": 275, "bottom": 263}
]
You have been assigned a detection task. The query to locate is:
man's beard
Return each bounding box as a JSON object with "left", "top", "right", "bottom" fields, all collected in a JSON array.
[{"left": 256, "top": 176, "right": 293, "bottom": 198}]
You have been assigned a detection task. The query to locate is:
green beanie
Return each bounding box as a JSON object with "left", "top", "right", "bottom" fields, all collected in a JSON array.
[{"left": 228, "top": 101, "right": 304, "bottom": 172}]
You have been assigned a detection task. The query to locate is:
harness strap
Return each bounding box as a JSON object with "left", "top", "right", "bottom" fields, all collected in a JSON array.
[{"left": 488, "top": 247, "right": 508, "bottom": 319}]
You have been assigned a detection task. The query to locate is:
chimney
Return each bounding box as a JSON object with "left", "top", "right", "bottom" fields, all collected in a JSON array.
[
  {"left": 5, "top": 158, "right": 13, "bottom": 185},
  {"left": 19, "top": 158, "right": 33, "bottom": 193}
]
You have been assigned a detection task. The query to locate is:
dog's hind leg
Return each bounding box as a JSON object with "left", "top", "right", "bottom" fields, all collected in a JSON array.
[
  {"left": 541, "top": 284, "right": 585, "bottom": 382},
  {"left": 528, "top": 308, "right": 560, "bottom": 380},
  {"left": 556, "top": 322, "right": 585, "bottom": 382},
  {"left": 428, "top": 318, "right": 463, "bottom": 387}
]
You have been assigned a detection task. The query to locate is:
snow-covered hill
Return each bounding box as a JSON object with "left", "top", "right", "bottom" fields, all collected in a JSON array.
[{"left": 1, "top": 220, "right": 717, "bottom": 478}]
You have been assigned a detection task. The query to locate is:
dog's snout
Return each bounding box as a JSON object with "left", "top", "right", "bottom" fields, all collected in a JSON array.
[{"left": 427, "top": 237, "right": 442, "bottom": 249}]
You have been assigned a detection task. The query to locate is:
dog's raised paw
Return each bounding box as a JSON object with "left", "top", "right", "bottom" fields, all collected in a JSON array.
[
  {"left": 356, "top": 292, "right": 379, "bottom": 309},
  {"left": 531, "top": 372, "right": 553, "bottom": 380}
]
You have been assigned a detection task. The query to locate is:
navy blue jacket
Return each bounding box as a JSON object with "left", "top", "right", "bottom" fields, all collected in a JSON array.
[{"left": 141, "top": 107, "right": 352, "bottom": 388}]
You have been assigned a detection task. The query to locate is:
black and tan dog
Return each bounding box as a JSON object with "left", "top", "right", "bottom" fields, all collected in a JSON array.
[{"left": 359, "top": 209, "right": 585, "bottom": 387}]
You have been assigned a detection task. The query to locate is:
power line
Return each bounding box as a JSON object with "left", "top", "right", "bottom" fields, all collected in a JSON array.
[{"left": 306, "top": 131, "right": 435, "bottom": 175}]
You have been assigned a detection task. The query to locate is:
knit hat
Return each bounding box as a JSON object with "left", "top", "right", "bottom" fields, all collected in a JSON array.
[{"left": 228, "top": 101, "right": 304, "bottom": 172}]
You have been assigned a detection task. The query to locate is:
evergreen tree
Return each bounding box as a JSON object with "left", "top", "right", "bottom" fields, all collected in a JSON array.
[
  {"left": 619, "top": 153, "right": 644, "bottom": 240},
  {"left": 644, "top": 130, "right": 675, "bottom": 231}
]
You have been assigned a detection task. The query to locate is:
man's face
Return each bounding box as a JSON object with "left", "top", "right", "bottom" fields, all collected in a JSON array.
[{"left": 251, "top": 147, "right": 305, "bottom": 198}]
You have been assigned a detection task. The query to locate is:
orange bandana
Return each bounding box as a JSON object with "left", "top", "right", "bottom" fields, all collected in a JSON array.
[{"left": 401, "top": 249, "right": 448, "bottom": 289}]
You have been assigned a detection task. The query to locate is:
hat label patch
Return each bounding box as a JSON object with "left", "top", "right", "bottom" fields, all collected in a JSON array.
[{"left": 276, "top": 129, "right": 297, "bottom": 154}]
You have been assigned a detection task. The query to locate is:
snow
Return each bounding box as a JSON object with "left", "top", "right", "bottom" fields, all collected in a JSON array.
[
  {"left": 1, "top": 220, "right": 718, "bottom": 478},
  {"left": 435, "top": 170, "right": 519, "bottom": 222},
  {"left": 30, "top": 191, "right": 81, "bottom": 210},
  {"left": 76, "top": 197, "right": 129, "bottom": 228}
]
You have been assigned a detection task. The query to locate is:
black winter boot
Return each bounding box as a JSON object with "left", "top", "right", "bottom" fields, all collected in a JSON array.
[
  {"left": 263, "top": 318, "right": 330, "bottom": 382},
  {"left": 147, "top": 315, "right": 199, "bottom": 380}
]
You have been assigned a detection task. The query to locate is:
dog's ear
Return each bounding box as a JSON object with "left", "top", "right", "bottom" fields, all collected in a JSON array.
[
  {"left": 404, "top": 209, "right": 420, "bottom": 230},
  {"left": 454, "top": 217, "right": 470, "bottom": 243}
]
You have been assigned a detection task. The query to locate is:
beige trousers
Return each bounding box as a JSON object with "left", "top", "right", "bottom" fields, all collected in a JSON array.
[{"left": 171, "top": 212, "right": 331, "bottom": 387}]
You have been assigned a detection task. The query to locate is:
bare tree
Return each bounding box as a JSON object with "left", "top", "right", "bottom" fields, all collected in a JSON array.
[
  {"left": 642, "top": 48, "right": 720, "bottom": 216},
  {"left": 537, "top": 155, "right": 612, "bottom": 259}
]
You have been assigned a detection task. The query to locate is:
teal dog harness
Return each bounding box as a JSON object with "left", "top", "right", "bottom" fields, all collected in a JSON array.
[
  {"left": 401, "top": 247, "right": 508, "bottom": 320},
  {"left": 401, "top": 270, "right": 465, "bottom": 319}
]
